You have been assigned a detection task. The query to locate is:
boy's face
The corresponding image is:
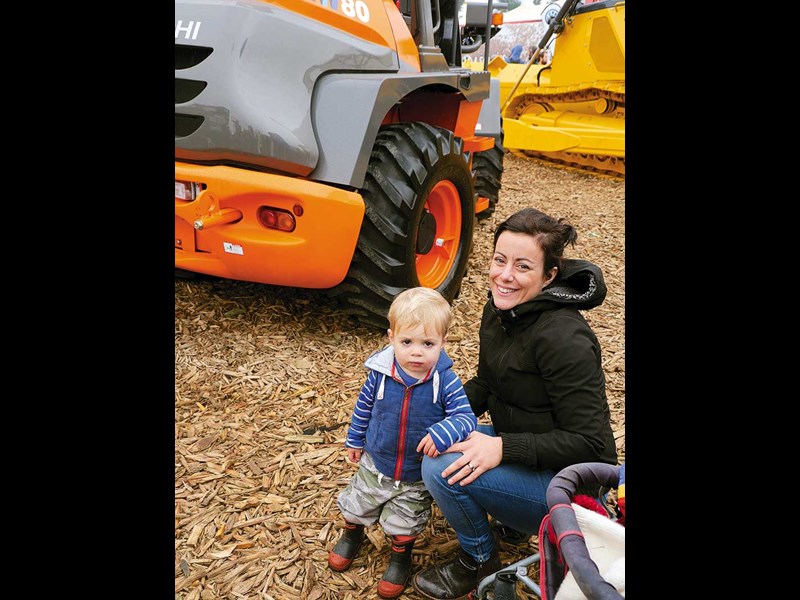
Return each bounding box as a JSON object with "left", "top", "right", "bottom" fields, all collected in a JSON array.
[{"left": 387, "top": 323, "right": 445, "bottom": 380}]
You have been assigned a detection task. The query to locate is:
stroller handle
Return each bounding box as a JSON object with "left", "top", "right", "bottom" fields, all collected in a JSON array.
[{"left": 545, "top": 462, "right": 623, "bottom": 600}]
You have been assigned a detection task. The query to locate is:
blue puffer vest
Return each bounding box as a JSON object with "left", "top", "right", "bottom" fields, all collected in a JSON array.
[{"left": 364, "top": 346, "right": 453, "bottom": 482}]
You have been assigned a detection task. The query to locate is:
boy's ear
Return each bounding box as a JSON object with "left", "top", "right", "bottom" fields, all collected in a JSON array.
[{"left": 387, "top": 328, "right": 394, "bottom": 343}]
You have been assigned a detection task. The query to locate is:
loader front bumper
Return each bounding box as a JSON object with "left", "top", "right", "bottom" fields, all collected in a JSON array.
[{"left": 175, "top": 162, "right": 365, "bottom": 289}]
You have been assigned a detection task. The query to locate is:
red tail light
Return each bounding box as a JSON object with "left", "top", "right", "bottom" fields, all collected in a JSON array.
[{"left": 257, "top": 207, "right": 296, "bottom": 232}]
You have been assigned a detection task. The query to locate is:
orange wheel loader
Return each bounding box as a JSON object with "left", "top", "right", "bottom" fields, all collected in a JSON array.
[{"left": 175, "top": 0, "right": 507, "bottom": 328}]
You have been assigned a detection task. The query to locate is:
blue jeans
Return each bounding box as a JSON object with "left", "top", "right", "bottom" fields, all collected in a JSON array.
[{"left": 420, "top": 425, "right": 555, "bottom": 563}]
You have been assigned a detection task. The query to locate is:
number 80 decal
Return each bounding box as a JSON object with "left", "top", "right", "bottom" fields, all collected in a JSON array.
[{"left": 319, "top": 0, "right": 370, "bottom": 23}]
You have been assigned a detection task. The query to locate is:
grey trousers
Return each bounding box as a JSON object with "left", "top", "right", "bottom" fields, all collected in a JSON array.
[{"left": 336, "top": 451, "right": 433, "bottom": 536}]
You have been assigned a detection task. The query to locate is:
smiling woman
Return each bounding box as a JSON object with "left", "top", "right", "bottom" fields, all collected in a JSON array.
[
  {"left": 489, "top": 229, "right": 558, "bottom": 309},
  {"left": 411, "top": 207, "right": 618, "bottom": 600}
]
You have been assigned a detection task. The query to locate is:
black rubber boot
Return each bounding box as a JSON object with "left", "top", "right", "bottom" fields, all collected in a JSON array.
[
  {"left": 412, "top": 542, "right": 502, "bottom": 600},
  {"left": 328, "top": 522, "right": 365, "bottom": 572},
  {"left": 377, "top": 535, "right": 416, "bottom": 598}
]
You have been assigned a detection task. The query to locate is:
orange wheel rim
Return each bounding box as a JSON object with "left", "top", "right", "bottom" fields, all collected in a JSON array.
[{"left": 416, "top": 179, "right": 461, "bottom": 288}]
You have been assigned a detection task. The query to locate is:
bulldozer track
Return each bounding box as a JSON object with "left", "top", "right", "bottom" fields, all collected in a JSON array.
[
  {"left": 507, "top": 86, "right": 625, "bottom": 111},
  {"left": 515, "top": 150, "right": 624, "bottom": 180},
  {"left": 506, "top": 86, "right": 625, "bottom": 179}
]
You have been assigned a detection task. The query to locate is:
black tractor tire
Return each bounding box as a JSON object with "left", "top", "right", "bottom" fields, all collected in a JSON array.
[
  {"left": 474, "top": 129, "right": 505, "bottom": 220},
  {"left": 327, "top": 122, "right": 476, "bottom": 330}
]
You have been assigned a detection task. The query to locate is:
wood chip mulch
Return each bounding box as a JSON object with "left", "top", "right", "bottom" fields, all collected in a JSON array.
[{"left": 175, "top": 152, "right": 625, "bottom": 600}]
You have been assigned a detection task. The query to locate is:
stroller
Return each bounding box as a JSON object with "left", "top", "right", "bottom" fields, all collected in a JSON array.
[{"left": 473, "top": 462, "right": 625, "bottom": 600}]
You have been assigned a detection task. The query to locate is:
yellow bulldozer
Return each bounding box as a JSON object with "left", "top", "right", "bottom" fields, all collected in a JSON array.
[{"left": 472, "top": 0, "right": 625, "bottom": 178}]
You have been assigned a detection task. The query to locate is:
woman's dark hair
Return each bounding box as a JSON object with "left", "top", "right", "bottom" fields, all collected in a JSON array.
[{"left": 493, "top": 208, "right": 578, "bottom": 277}]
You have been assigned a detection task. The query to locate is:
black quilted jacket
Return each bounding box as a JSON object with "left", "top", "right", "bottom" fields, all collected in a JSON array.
[{"left": 464, "top": 259, "right": 618, "bottom": 471}]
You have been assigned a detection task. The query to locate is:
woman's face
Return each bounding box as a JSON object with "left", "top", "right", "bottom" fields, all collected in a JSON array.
[{"left": 489, "top": 231, "right": 557, "bottom": 310}]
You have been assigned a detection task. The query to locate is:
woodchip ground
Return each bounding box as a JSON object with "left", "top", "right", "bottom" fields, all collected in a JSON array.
[{"left": 175, "top": 152, "right": 625, "bottom": 600}]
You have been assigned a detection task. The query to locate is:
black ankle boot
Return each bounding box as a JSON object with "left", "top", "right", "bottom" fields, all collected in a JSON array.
[
  {"left": 412, "top": 543, "right": 501, "bottom": 600},
  {"left": 377, "top": 535, "right": 416, "bottom": 598},
  {"left": 328, "top": 522, "right": 365, "bottom": 572},
  {"left": 491, "top": 519, "right": 532, "bottom": 546}
]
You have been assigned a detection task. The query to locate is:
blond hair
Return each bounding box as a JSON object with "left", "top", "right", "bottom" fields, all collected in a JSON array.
[{"left": 388, "top": 287, "right": 452, "bottom": 338}]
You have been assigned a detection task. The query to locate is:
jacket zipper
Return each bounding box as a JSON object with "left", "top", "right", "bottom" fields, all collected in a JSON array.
[
  {"left": 394, "top": 385, "right": 412, "bottom": 480},
  {"left": 391, "top": 362, "right": 433, "bottom": 481},
  {"left": 491, "top": 326, "right": 516, "bottom": 393}
]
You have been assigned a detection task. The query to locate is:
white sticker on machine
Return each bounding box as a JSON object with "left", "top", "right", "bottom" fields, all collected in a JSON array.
[{"left": 223, "top": 242, "right": 244, "bottom": 255}]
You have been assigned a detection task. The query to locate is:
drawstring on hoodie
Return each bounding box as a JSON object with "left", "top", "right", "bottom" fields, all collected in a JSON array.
[{"left": 380, "top": 367, "right": 438, "bottom": 404}]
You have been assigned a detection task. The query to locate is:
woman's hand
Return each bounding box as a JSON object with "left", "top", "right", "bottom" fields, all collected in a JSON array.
[{"left": 441, "top": 430, "right": 502, "bottom": 486}]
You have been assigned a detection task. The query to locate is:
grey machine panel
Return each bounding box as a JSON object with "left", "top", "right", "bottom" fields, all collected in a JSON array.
[{"left": 175, "top": 0, "right": 398, "bottom": 176}]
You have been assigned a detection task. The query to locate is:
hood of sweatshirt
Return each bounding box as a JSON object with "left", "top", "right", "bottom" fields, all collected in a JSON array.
[{"left": 364, "top": 345, "right": 454, "bottom": 380}]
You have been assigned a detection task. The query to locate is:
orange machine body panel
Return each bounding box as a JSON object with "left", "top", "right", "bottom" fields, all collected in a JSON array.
[{"left": 175, "top": 163, "right": 365, "bottom": 288}]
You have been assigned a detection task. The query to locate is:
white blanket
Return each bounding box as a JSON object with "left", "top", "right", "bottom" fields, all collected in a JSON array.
[{"left": 554, "top": 503, "right": 625, "bottom": 599}]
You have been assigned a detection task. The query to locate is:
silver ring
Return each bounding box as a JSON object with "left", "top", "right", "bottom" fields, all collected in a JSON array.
[{"left": 467, "top": 462, "right": 475, "bottom": 472}]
